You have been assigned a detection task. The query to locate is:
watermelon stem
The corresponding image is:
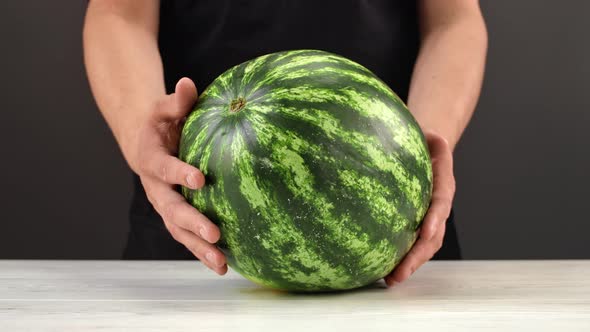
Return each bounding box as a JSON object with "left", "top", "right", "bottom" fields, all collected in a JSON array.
[{"left": 230, "top": 97, "right": 246, "bottom": 113}]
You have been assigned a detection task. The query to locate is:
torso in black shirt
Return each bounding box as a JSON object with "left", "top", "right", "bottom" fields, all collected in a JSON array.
[{"left": 123, "top": 0, "right": 461, "bottom": 260}]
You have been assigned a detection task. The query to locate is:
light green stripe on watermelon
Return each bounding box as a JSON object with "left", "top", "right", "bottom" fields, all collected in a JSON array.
[
  {"left": 246, "top": 110, "right": 376, "bottom": 236},
  {"left": 182, "top": 121, "right": 211, "bottom": 164},
  {"left": 337, "top": 169, "right": 408, "bottom": 232},
  {"left": 202, "top": 133, "right": 244, "bottom": 261},
  {"left": 271, "top": 62, "right": 376, "bottom": 87},
  {"left": 239, "top": 51, "right": 301, "bottom": 89},
  {"left": 322, "top": 53, "right": 374, "bottom": 75},
  {"left": 230, "top": 132, "right": 353, "bottom": 289},
  {"left": 250, "top": 53, "right": 365, "bottom": 90},
  {"left": 280, "top": 85, "right": 428, "bottom": 192},
  {"left": 266, "top": 84, "right": 428, "bottom": 174},
  {"left": 338, "top": 87, "right": 432, "bottom": 174},
  {"left": 311, "top": 66, "right": 403, "bottom": 103},
  {"left": 246, "top": 99, "right": 425, "bottom": 213}
]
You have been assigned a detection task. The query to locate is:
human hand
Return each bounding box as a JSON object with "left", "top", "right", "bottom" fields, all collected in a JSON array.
[
  {"left": 384, "top": 131, "right": 455, "bottom": 286},
  {"left": 127, "top": 77, "right": 227, "bottom": 275}
]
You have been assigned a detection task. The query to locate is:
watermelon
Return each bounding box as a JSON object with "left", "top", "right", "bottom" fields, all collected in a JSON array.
[{"left": 179, "top": 49, "right": 432, "bottom": 292}]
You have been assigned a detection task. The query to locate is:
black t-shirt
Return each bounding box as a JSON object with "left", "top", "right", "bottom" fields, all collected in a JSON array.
[
  {"left": 158, "top": 0, "right": 419, "bottom": 99},
  {"left": 124, "top": 0, "right": 461, "bottom": 260}
]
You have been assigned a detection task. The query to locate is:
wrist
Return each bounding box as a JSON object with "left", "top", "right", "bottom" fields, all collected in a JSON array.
[
  {"left": 120, "top": 129, "right": 141, "bottom": 173},
  {"left": 108, "top": 113, "right": 144, "bottom": 173},
  {"left": 412, "top": 118, "right": 459, "bottom": 152}
]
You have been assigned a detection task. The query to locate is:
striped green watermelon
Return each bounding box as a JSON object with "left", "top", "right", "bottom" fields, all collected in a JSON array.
[{"left": 179, "top": 49, "right": 432, "bottom": 292}]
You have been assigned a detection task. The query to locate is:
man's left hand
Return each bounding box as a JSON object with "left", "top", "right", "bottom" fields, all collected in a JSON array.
[{"left": 384, "top": 130, "right": 456, "bottom": 287}]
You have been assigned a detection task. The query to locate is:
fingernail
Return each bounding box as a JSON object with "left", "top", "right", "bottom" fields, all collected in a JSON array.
[
  {"left": 186, "top": 173, "right": 197, "bottom": 188},
  {"left": 206, "top": 252, "right": 215, "bottom": 263},
  {"left": 386, "top": 279, "right": 399, "bottom": 287},
  {"left": 199, "top": 227, "right": 207, "bottom": 240}
]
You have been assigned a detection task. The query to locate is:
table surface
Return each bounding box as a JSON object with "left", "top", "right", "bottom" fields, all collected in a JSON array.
[{"left": 1, "top": 260, "right": 589, "bottom": 331}]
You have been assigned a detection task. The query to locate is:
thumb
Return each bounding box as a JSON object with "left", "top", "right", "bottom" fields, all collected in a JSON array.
[
  {"left": 174, "top": 77, "right": 198, "bottom": 117},
  {"left": 158, "top": 77, "right": 198, "bottom": 121}
]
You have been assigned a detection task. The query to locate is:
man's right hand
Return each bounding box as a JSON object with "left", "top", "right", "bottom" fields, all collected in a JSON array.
[
  {"left": 83, "top": 2, "right": 226, "bottom": 273},
  {"left": 126, "top": 78, "right": 227, "bottom": 275}
]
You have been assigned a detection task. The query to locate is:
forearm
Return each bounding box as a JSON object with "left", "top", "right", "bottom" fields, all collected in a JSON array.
[
  {"left": 83, "top": 0, "right": 163, "bottom": 166},
  {"left": 408, "top": 2, "right": 488, "bottom": 150}
]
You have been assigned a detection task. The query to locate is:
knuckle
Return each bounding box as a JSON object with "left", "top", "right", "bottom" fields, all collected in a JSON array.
[
  {"left": 159, "top": 156, "right": 181, "bottom": 184},
  {"left": 145, "top": 193, "right": 156, "bottom": 207},
  {"left": 190, "top": 220, "right": 203, "bottom": 237},
  {"left": 437, "top": 187, "right": 455, "bottom": 200},
  {"left": 164, "top": 222, "right": 180, "bottom": 241},
  {"left": 188, "top": 242, "right": 204, "bottom": 257},
  {"left": 441, "top": 199, "right": 453, "bottom": 213},
  {"left": 450, "top": 187, "right": 456, "bottom": 199},
  {"left": 153, "top": 200, "right": 164, "bottom": 214},
  {"left": 154, "top": 98, "right": 167, "bottom": 114},
  {"left": 431, "top": 196, "right": 449, "bottom": 211},
  {"left": 432, "top": 230, "right": 445, "bottom": 251},
  {"left": 433, "top": 196, "right": 453, "bottom": 213},
  {"left": 160, "top": 162, "right": 169, "bottom": 182},
  {"left": 140, "top": 152, "right": 161, "bottom": 179},
  {"left": 137, "top": 162, "right": 148, "bottom": 175},
  {"left": 135, "top": 150, "right": 149, "bottom": 174},
  {"left": 142, "top": 187, "right": 161, "bottom": 211},
  {"left": 162, "top": 202, "right": 177, "bottom": 222},
  {"left": 184, "top": 166, "right": 196, "bottom": 181},
  {"left": 183, "top": 170, "right": 193, "bottom": 187},
  {"left": 437, "top": 211, "right": 450, "bottom": 224},
  {"left": 448, "top": 181, "right": 457, "bottom": 195},
  {"left": 435, "top": 237, "right": 444, "bottom": 250}
]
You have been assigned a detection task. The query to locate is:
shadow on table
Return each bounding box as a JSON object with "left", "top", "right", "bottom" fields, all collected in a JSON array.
[{"left": 238, "top": 281, "right": 388, "bottom": 299}]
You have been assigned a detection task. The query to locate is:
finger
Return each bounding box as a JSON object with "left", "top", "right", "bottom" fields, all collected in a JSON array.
[
  {"left": 427, "top": 133, "right": 454, "bottom": 178},
  {"left": 155, "top": 77, "right": 198, "bottom": 121},
  {"left": 385, "top": 223, "right": 446, "bottom": 286},
  {"left": 174, "top": 77, "right": 198, "bottom": 117},
  {"left": 166, "top": 222, "right": 227, "bottom": 275},
  {"left": 147, "top": 151, "right": 205, "bottom": 189},
  {"left": 422, "top": 138, "right": 455, "bottom": 240},
  {"left": 426, "top": 132, "right": 452, "bottom": 161},
  {"left": 152, "top": 78, "right": 198, "bottom": 121},
  {"left": 421, "top": 193, "right": 453, "bottom": 241},
  {"left": 387, "top": 242, "right": 430, "bottom": 284},
  {"left": 148, "top": 180, "right": 220, "bottom": 244}
]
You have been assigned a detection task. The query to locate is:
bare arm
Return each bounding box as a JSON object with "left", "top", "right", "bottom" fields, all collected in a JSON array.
[
  {"left": 408, "top": 0, "right": 488, "bottom": 150},
  {"left": 386, "top": 0, "right": 487, "bottom": 286},
  {"left": 83, "top": 0, "right": 163, "bottom": 166},
  {"left": 83, "top": 0, "right": 226, "bottom": 273}
]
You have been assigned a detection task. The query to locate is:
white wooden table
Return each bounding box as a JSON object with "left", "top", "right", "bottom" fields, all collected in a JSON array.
[{"left": 1, "top": 260, "right": 589, "bottom": 331}]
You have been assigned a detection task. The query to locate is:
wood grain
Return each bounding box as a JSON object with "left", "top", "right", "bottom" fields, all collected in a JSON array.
[{"left": 1, "top": 260, "right": 589, "bottom": 331}]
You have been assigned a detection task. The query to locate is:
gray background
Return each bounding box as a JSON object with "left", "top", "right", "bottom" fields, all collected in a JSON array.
[{"left": 1, "top": 1, "right": 588, "bottom": 259}]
